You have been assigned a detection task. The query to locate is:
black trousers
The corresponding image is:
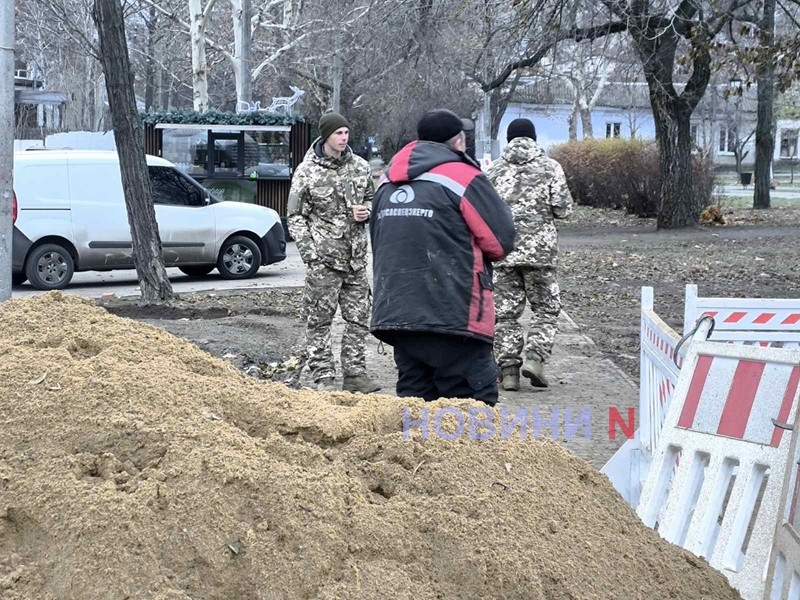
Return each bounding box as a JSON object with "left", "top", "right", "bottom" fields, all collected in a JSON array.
[{"left": 387, "top": 332, "right": 499, "bottom": 406}]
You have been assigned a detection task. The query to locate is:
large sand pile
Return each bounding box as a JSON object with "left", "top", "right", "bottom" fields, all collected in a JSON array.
[{"left": 0, "top": 293, "right": 740, "bottom": 599}]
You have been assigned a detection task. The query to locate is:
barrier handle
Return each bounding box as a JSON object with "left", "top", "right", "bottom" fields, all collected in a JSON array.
[
  {"left": 772, "top": 418, "right": 794, "bottom": 431},
  {"left": 673, "top": 315, "right": 715, "bottom": 369}
]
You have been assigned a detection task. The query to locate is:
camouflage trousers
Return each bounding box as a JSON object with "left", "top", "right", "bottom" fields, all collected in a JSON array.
[
  {"left": 493, "top": 265, "right": 562, "bottom": 369},
  {"left": 301, "top": 261, "right": 371, "bottom": 382}
]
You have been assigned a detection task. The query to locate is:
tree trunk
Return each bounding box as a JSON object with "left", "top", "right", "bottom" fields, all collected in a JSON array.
[
  {"left": 568, "top": 100, "right": 579, "bottom": 141},
  {"left": 735, "top": 141, "right": 744, "bottom": 175},
  {"left": 232, "top": 0, "right": 252, "bottom": 107},
  {"left": 489, "top": 72, "right": 521, "bottom": 141},
  {"left": 87, "top": 58, "right": 96, "bottom": 130},
  {"left": 159, "top": 67, "right": 171, "bottom": 110},
  {"left": 580, "top": 107, "right": 593, "bottom": 138},
  {"left": 754, "top": 0, "right": 776, "bottom": 209},
  {"left": 189, "top": 0, "right": 209, "bottom": 112},
  {"left": 92, "top": 0, "right": 175, "bottom": 304},
  {"left": 331, "top": 33, "right": 342, "bottom": 113},
  {"left": 154, "top": 61, "right": 164, "bottom": 110},
  {"left": 144, "top": 4, "right": 157, "bottom": 111},
  {"left": 652, "top": 95, "right": 699, "bottom": 228},
  {"left": 626, "top": 11, "right": 713, "bottom": 229}
]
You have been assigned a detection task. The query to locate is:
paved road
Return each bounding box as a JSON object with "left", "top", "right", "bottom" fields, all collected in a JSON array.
[
  {"left": 12, "top": 220, "right": 800, "bottom": 299},
  {"left": 11, "top": 243, "right": 307, "bottom": 299}
]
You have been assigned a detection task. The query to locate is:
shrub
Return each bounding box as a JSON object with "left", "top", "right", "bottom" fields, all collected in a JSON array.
[{"left": 549, "top": 138, "right": 715, "bottom": 218}]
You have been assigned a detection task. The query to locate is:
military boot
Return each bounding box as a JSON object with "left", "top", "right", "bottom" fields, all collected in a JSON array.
[
  {"left": 316, "top": 377, "right": 338, "bottom": 392},
  {"left": 343, "top": 375, "right": 382, "bottom": 394},
  {"left": 501, "top": 367, "right": 520, "bottom": 391},
  {"left": 521, "top": 355, "right": 549, "bottom": 388}
]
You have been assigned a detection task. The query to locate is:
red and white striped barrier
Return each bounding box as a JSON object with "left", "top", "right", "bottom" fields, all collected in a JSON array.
[
  {"left": 764, "top": 410, "right": 800, "bottom": 599},
  {"left": 638, "top": 320, "right": 800, "bottom": 600},
  {"left": 603, "top": 286, "right": 800, "bottom": 509},
  {"left": 685, "top": 284, "right": 800, "bottom": 347},
  {"left": 602, "top": 287, "right": 684, "bottom": 507}
]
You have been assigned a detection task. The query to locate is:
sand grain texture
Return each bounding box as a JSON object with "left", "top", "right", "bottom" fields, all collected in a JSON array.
[{"left": 0, "top": 293, "right": 740, "bottom": 599}]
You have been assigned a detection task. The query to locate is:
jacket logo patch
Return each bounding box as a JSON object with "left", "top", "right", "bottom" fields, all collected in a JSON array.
[{"left": 389, "top": 185, "right": 415, "bottom": 204}]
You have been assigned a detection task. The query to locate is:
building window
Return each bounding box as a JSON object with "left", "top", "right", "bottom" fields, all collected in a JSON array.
[
  {"left": 161, "top": 128, "right": 291, "bottom": 180},
  {"left": 780, "top": 129, "right": 799, "bottom": 158},
  {"left": 719, "top": 126, "right": 735, "bottom": 154},
  {"left": 605, "top": 122, "right": 621, "bottom": 138}
]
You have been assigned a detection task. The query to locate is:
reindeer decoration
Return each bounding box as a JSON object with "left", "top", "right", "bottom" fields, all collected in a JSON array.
[
  {"left": 235, "top": 87, "right": 305, "bottom": 116},
  {"left": 266, "top": 86, "right": 305, "bottom": 116}
]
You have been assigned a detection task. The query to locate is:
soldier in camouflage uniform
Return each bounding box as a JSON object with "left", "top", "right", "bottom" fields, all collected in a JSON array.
[
  {"left": 486, "top": 118, "right": 573, "bottom": 390},
  {"left": 287, "top": 112, "right": 381, "bottom": 393}
]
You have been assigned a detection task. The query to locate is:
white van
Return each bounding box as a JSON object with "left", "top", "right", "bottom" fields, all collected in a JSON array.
[{"left": 11, "top": 150, "right": 286, "bottom": 290}]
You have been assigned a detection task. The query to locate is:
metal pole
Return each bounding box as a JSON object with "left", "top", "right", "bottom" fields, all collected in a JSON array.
[{"left": 0, "top": 0, "right": 15, "bottom": 302}]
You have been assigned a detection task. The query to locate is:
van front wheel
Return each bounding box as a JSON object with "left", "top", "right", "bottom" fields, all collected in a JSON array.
[
  {"left": 217, "top": 236, "right": 261, "bottom": 280},
  {"left": 25, "top": 243, "right": 75, "bottom": 290}
]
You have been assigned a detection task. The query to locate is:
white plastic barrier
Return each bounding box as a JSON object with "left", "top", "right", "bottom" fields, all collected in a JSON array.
[
  {"left": 603, "top": 285, "right": 800, "bottom": 508},
  {"left": 638, "top": 321, "right": 800, "bottom": 600},
  {"left": 602, "top": 287, "right": 685, "bottom": 506},
  {"left": 685, "top": 284, "right": 800, "bottom": 350},
  {"left": 764, "top": 406, "right": 800, "bottom": 600}
]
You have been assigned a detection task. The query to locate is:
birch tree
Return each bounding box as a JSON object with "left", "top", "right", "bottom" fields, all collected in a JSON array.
[
  {"left": 188, "top": 0, "right": 216, "bottom": 111},
  {"left": 548, "top": 41, "right": 616, "bottom": 139}
]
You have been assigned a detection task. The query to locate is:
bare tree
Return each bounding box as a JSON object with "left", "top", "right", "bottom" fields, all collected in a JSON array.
[
  {"left": 486, "top": 0, "right": 756, "bottom": 228},
  {"left": 605, "top": 0, "right": 756, "bottom": 228},
  {"left": 754, "top": 0, "right": 777, "bottom": 208},
  {"left": 187, "top": 0, "right": 215, "bottom": 111},
  {"left": 18, "top": 0, "right": 107, "bottom": 130},
  {"left": 546, "top": 38, "right": 620, "bottom": 139},
  {"left": 92, "top": 0, "right": 174, "bottom": 303}
]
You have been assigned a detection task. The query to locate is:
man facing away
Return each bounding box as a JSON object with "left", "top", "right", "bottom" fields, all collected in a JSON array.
[
  {"left": 287, "top": 112, "right": 381, "bottom": 393},
  {"left": 369, "top": 109, "right": 515, "bottom": 406},
  {"left": 486, "top": 118, "right": 574, "bottom": 391}
]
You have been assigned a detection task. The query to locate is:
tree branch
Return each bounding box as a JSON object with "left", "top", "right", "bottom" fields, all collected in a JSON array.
[
  {"left": 203, "top": 0, "right": 220, "bottom": 20},
  {"left": 680, "top": 24, "right": 713, "bottom": 110},
  {"left": 289, "top": 67, "right": 333, "bottom": 92},
  {"left": 137, "top": 0, "right": 233, "bottom": 62},
  {"left": 486, "top": 20, "right": 628, "bottom": 91},
  {"left": 777, "top": 0, "right": 800, "bottom": 28}
]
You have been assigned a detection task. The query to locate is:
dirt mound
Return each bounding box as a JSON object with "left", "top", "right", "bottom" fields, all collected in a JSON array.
[{"left": 0, "top": 293, "right": 740, "bottom": 599}]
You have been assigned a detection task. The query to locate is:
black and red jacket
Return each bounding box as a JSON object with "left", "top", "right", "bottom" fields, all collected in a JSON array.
[{"left": 369, "top": 141, "right": 516, "bottom": 344}]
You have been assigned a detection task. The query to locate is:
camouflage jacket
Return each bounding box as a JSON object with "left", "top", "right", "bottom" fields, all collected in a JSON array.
[
  {"left": 287, "top": 139, "right": 374, "bottom": 271},
  {"left": 486, "top": 137, "right": 573, "bottom": 268}
]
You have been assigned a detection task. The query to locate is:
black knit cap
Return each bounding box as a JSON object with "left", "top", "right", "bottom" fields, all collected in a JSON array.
[
  {"left": 417, "top": 109, "right": 474, "bottom": 143},
  {"left": 507, "top": 118, "right": 537, "bottom": 142},
  {"left": 319, "top": 112, "right": 350, "bottom": 141}
]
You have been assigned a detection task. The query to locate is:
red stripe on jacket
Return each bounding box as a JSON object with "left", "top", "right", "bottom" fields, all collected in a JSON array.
[
  {"left": 460, "top": 199, "right": 505, "bottom": 261},
  {"left": 429, "top": 161, "right": 479, "bottom": 188},
  {"left": 388, "top": 141, "right": 416, "bottom": 183},
  {"left": 467, "top": 240, "right": 494, "bottom": 338}
]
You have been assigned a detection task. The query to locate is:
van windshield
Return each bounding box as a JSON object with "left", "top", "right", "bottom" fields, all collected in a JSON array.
[{"left": 148, "top": 166, "right": 223, "bottom": 206}]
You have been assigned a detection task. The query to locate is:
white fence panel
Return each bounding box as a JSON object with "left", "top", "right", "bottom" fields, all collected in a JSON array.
[{"left": 638, "top": 324, "right": 800, "bottom": 600}]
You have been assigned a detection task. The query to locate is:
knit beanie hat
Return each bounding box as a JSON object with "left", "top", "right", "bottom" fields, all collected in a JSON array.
[
  {"left": 417, "top": 109, "right": 474, "bottom": 143},
  {"left": 319, "top": 112, "right": 350, "bottom": 141},
  {"left": 507, "top": 118, "right": 537, "bottom": 142}
]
